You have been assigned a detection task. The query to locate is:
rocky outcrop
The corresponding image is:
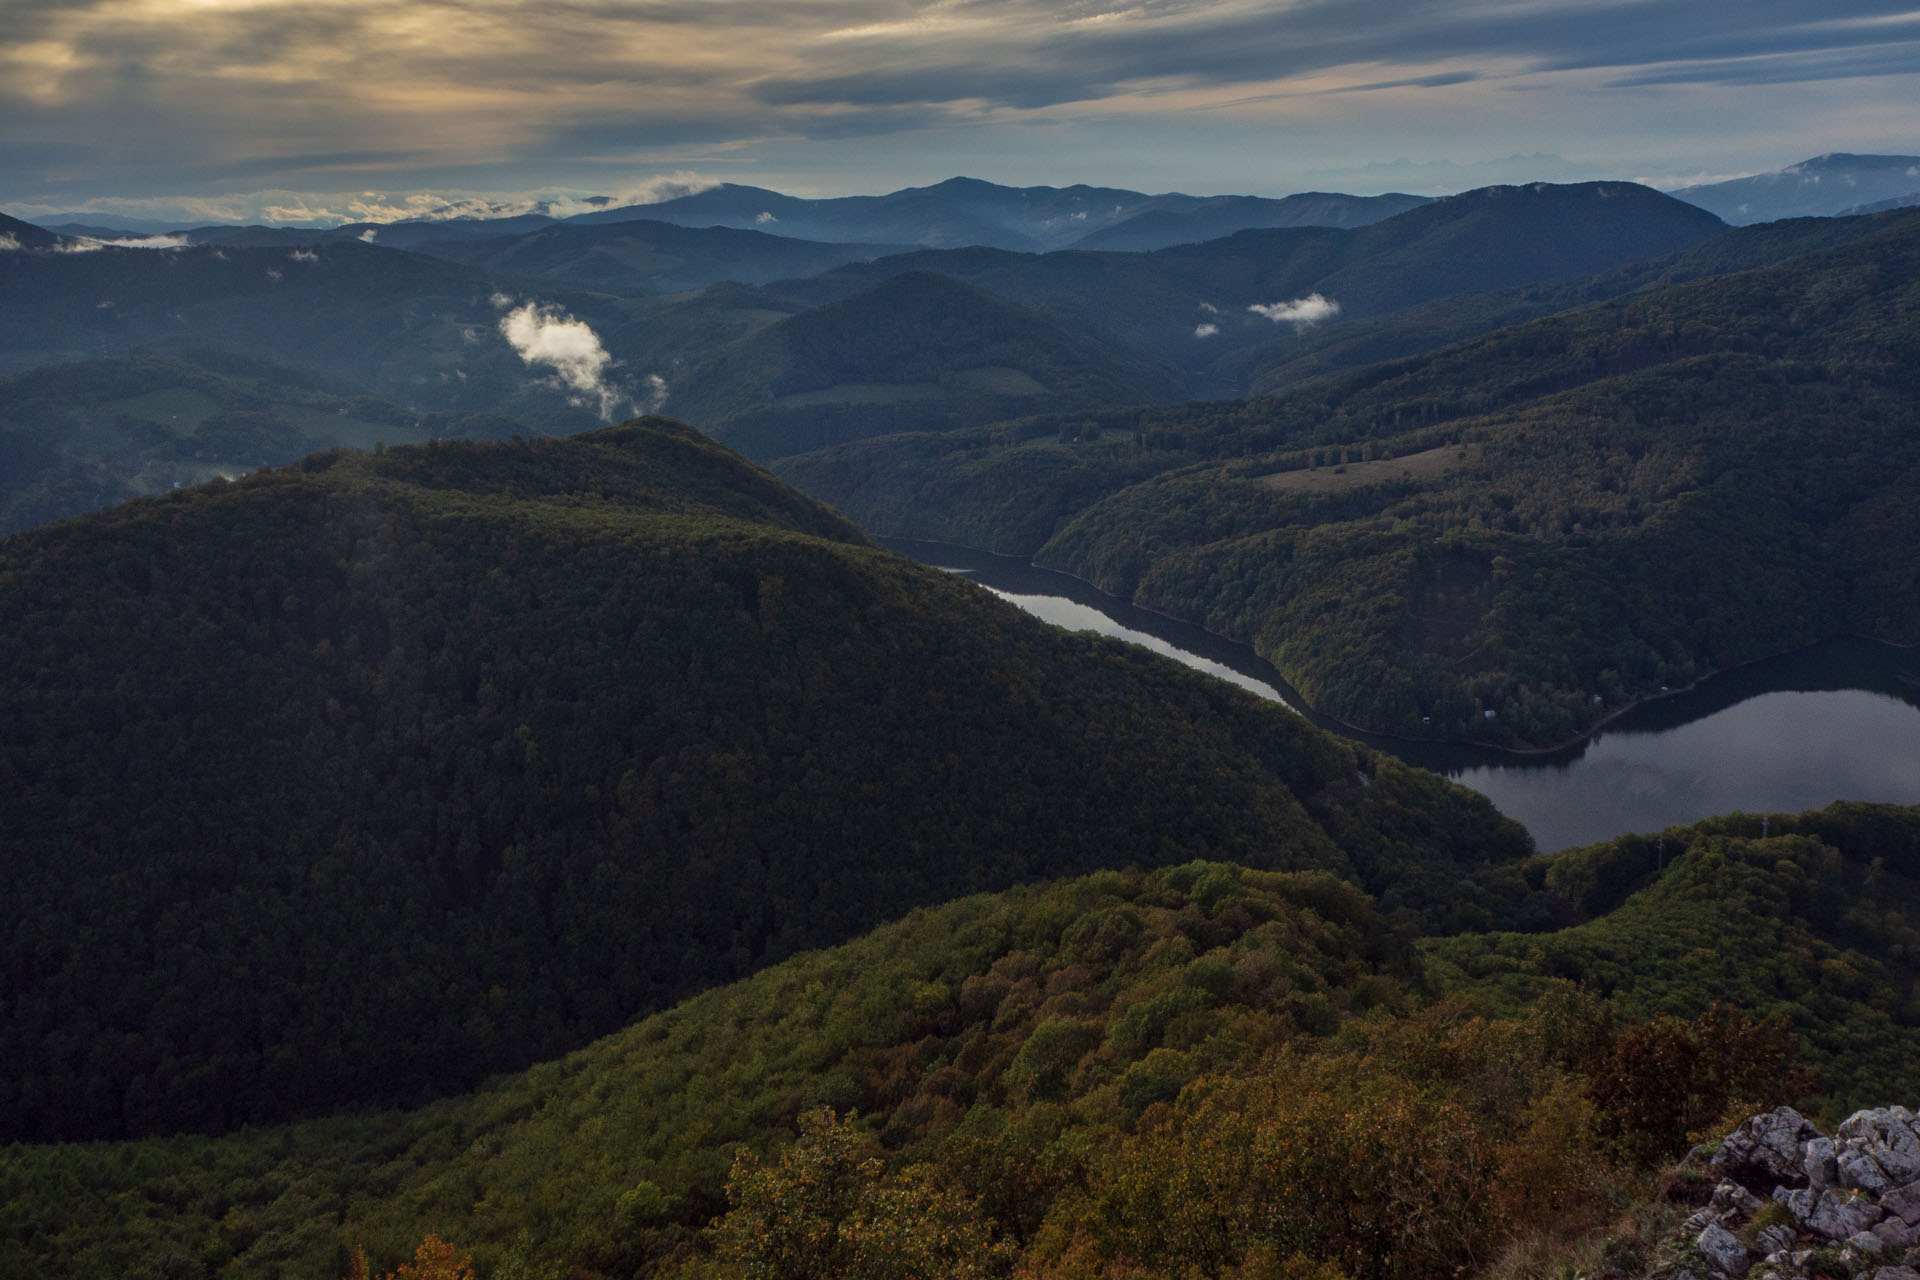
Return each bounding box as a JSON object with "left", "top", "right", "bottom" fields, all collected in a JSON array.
[{"left": 1674, "top": 1108, "right": 1920, "bottom": 1280}]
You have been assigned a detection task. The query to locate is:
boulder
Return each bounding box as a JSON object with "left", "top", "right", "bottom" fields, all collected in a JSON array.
[
  {"left": 1878, "top": 1219, "right": 1920, "bottom": 1249},
  {"left": 1699, "top": 1224, "right": 1752, "bottom": 1276},
  {"left": 1714, "top": 1182, "right": 1766, "bottom": 1218},
  {"left": 1756, "top": 1225, "right": 1798, "bottom": 1257},
  {"left": 1843, "top": 1147, "right": 1897, "bottom": 1194},
  {"left": 1806, "top": 1137, "right": 1839, "bottom": 1191},
  {"left": 1798, "top": 1189, "right": 1885, "bottom": 1241},
  {"left": 1850, "top": 1230, "right": 1889, "bottom": 1254},
  {"left": 1841, "top": 1111, "right": 1920, "bottom": 1184},
  {"left": 1885, "top": 1182, "right": 1920, "bottom": 1226},
  {"left": 1716, "top": 1108, "right": 1823, "bottom": 1189},
  {"left": 1874, "top": 1269, "right": 1920, "bottom": 1280}
]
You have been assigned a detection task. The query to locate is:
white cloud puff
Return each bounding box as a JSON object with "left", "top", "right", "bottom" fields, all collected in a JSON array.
[
  {"left": 499, "top": 301, "right": 625, "bottom": 421},
  {"left": 1249, "top": 293, "right": 1340, "bottom": 330}
]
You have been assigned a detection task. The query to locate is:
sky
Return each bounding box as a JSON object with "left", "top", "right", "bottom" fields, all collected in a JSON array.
[{"left": 2, "top": 0, "right": 1917, "bottom": 226}]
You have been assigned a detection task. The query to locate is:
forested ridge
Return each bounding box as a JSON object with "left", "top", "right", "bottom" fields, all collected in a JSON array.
[
  {"left": 665, "top": 271, "right": 1185, "bottom": 460},
  {"left": 0, "top": 419, "right": 1524, "bottom": 1142},
  {"left": 5, "top": 802, "right": 1918, "bottom": 1280},
  {"left": 778, "top": 207, "right": 1920, "bottom": 747}
]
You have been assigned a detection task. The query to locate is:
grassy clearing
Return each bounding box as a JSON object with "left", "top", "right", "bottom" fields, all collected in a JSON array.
[{"left": 1256, "top": 441, "right": 1484, "bottom": 493}]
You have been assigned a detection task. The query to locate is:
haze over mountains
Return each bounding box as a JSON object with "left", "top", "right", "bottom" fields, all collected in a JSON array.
[{"left": 1673, "top": 153, "right": 1920, "bottom": 225}]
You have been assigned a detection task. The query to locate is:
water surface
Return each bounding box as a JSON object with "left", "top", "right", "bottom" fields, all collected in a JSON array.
[{"left": 891, "top": 538, "right": 1920, "bottom": 852}]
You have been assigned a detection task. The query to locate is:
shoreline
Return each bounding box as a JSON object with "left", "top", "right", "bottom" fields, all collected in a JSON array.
[{"left": 885, "top": 532, "right": 1905, "bottom": 761}]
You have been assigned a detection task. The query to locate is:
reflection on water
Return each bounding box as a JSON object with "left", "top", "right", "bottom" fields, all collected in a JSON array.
[
  {"left": 901, "top": 539, "right": 1920, "bottom": 854},
  {"left": 992, "top": 591, "right": 1293, "bottom": 707},
  {"left": 1454, "top": 690, "right": 1920, "bottom": 853}
]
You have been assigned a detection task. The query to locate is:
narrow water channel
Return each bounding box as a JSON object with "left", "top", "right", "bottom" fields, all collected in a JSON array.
[{"left": 889, "top": 538, "right": 1920, "bottom": 853}]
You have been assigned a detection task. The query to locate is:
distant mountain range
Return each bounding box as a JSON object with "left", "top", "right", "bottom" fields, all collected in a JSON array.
[
  {"left": 560, "top": 176, "right": 1431, "bottom": 252},
  {"left": 738, "top": 181, "right": 1727, "bottom": 407},
  {"left": 31, "top": 177, "right": 1431, "bottom": 256},
  {"left": 1671, "top": 153, "right": 1920, "bottom": 224},
  {"left": 411, "top": 218, "right": 911, "bottom": 294}
]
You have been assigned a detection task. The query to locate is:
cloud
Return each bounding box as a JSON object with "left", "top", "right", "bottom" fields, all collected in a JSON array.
[
  {"left": 250, "top": 173, "right": 724, "bottom": 228},
  {"left": 499, "top": 301, "right": 625, "bottom": 420},
  {"left": 358, "top": 228, "right": 377, "bottom": 242},
  {"left": 640, "top": 373, "right": 669, "bottom": 414},
  {"left": 289, "top": 248, "right": 318, "bottom": 262},
  {"left": 755, "top": 211, "right": 778, "bottom": 224},
  {"left": 1194, "top": 322, "right": 1219, "bottom": 338},
  {"left": 1250, "top": 293, "right": 1340, "bottom": 330},
  {"left": 53, "top": 232, "right": 190, "bottom": 253},
  {"left": 0, "top": 233, "right": 19, "bottom": 251},
  {"left": 2, "top": 0, "right": 1917, "bottom": 213}
]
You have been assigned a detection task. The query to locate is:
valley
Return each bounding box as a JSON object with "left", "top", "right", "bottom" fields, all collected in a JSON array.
[{"left": 892, "top": 537, "right": 1920, "bottom": 851}]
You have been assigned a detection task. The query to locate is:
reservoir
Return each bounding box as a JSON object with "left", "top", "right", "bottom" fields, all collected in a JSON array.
[{"left": 888, "top": 538, "right": 1920, "bottom": 854}]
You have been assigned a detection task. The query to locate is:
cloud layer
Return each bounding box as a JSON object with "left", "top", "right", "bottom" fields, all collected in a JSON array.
[{"left": 2, "top": 0, "right": 1915, "bottom": 213}]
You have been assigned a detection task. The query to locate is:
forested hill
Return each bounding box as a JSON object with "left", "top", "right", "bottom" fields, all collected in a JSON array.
[
  {"left": 7, "top": 802, "right": 1919, "bottom": 1280},
  {"left": 778, "top": 206, "right": 1920, "bottom": 748},
  {"left": 0, "top": 419, "right": 1525, "bottom": 1141},
  {"left": 664, "top": 271, "right": 1184, "bottom": 459}
]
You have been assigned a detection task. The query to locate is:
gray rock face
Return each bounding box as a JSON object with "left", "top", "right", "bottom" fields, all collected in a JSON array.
[
  {"left": 1806, "top": 1137, "right": 1839, "bottom": 1191},
  {"left": 1716, "top": 1182, "right": 1767, "bottom": 1216},
  {"left": 1700, "top": 1224, "right": 1753, "bottom": 1276},
  {"left": 1877, "top": 1218, "right": 1920, "bottom": 1249},
  {"left": 1876, "top": 1267, "right": 1920, "bottom": 1280},
  {"left": 1757, "top": 1225, "right": 1798, "bottom": 1256},
  {"left": 1802, "top": 1189, "right": 1886, "bottom": 1241},
  {"left": 1850, "top": 1230, "right": 1890, "bottom": 1254},
  {"left": 1845, "top": 1148, "right": 1898, "bottom": 1195},
  {"left": 1717, "top": 1108, "right": 1822, "bottom": 1188},
  {"left": 1885, "top": 1182, "right": 1920, "bottom": 1226},
  {"left": 1843, "top": 1111, "right": 1920, "bottom": 1185}
]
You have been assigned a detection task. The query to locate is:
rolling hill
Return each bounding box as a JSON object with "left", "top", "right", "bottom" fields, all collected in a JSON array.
[
  {"left": 412, "top": 219, "right": 911, "bottom": 296},
  {"left": 0, "top": 418, "right": 1525, "bottom": 1141},
  {"left": 663, "top": 271, "right": 1186, "bottom": 459}
]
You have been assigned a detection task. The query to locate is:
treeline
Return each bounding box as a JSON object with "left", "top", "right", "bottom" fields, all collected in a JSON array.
[{"left": 0, "top": 420, "right": 1524, "bottom": 1141}]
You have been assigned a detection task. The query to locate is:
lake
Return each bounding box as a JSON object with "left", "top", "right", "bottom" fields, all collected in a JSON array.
[{"left": 888, "top": 538, "right": 1920, "bottom": 853}]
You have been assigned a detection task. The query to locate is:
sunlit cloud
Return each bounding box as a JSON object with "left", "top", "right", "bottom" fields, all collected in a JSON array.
[{"left": 0, "top": 0, "right": 1915, "bottom": 209}]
